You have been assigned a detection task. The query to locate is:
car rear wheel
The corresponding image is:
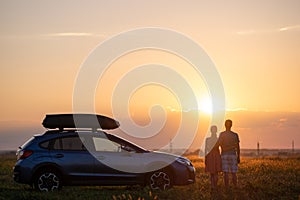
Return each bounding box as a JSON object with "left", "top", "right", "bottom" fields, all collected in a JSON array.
[
  {"left": 34, "top": 169, "right": 62, "bottom": 191},
  {"left": 149, "top": 170, "right": 172, "bottom": 190}
]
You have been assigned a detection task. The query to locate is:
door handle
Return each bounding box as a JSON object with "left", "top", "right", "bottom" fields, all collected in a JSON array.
[{"left": 55, "top": 154, "right": 64, "bottom": 158}]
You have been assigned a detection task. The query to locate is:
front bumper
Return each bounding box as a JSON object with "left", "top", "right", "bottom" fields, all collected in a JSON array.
[{"left": 172, "top": 163, "right": 196, "bottom": 185}]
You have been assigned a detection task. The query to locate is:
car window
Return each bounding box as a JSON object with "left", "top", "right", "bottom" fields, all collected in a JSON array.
[
  {"left": 40, "top": 140, "right": 50, "bottom": 149},
  {"left": 52, "top": 137, "right": 86, "bottom": 151},
  {"left": 106, "top": 134, "right": 147, "bottom": 153},
  {"left": 93, "top": 137, "right": 120, "bottom": 152}
]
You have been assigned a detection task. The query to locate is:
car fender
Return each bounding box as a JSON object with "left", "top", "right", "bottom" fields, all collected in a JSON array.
[
  {"left": 144, "top": 161, "right": 174, "bottom": 174},
  {"left": 31, "top": 162, "right": 64, "bottom": 183}
]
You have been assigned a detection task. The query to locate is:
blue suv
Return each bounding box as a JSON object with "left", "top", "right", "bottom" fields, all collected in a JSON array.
[{"left": 13, "top": 114, "right": 195, "bottom": 191}]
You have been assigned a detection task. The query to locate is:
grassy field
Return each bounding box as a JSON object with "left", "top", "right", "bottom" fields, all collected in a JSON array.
[{"left": 0, "top": 153, "right": 299, "bottom": 200}]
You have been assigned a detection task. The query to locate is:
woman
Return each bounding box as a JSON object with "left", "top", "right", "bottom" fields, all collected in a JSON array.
[{"left": 205, "top": 125, "right": 222, "bottom": 190}]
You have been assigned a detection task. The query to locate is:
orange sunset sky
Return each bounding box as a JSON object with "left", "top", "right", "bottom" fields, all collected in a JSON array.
[{"left": 0, "top": 1, "right": 299, "bottom": 150}]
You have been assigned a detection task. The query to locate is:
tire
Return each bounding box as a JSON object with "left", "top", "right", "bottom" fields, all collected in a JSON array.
[
  {"left": 149, "top": 170, "right": 172, "bottom": 190},
  {"left": 34, "top": 169, "right": 62, "bottom": 191}
]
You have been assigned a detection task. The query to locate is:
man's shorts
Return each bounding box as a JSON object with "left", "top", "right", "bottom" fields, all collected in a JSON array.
[{"left": 221, "top": 154, "right": 238, "bottom": 173}]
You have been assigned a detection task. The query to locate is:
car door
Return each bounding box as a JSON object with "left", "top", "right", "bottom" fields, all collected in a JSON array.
[
  {"left": 91, "top": 135, "right": 144, "bottom": 185},
  {"left": 49, "top": 136, "right": 96, "bottom": 184}
]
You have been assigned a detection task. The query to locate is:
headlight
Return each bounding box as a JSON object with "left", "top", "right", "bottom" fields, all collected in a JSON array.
[{"left": 176, "top": 157, "right": 192, "bottom": 166}]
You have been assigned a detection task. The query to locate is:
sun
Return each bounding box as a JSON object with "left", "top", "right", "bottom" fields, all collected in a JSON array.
[{"left": 199, "top": 97, "right": 212, "bottom": 114}]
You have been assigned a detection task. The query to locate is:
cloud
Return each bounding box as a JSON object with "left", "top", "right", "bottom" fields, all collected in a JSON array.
[
  {"left": 236, "top": 24, "right": 300, "bottom": 35},
  {"left": 226, "top": 108, "right": 248, "bottom": 111},
  {"left": 226, "top": 111, "right": 300, "bottom": 129},
  {"left": 0, "top": 32, "right": 106, "bottom": 40},
  {"left": 236, "top": 29, "right": 274, "bottom": 35},
  {"left": 279, "top": 118, "right": 287, "bottom": 122},
  {"left": 42, "top": 32, "right": 106, "bottom": 38},
  {"left": 278, "top": 25, "right": 300, "bottom": 32}
]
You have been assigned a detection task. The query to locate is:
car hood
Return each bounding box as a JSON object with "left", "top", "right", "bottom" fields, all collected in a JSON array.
[{"left": 138, "top": 151, "right": 189, "bottom": 171}]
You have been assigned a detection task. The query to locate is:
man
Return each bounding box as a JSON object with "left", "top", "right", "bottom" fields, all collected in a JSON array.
[{"left": 217, "top": 119, "right": 240, "bottom": 187}]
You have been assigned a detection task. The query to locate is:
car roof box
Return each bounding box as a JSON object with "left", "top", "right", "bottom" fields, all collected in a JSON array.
[{"left": 42, "top": 114, "right": 120, "bottom": 130}]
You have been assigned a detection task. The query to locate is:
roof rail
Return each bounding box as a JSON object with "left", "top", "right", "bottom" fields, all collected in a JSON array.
[{"left": 44, "top": 128, "right": 104, "bottom": 135}]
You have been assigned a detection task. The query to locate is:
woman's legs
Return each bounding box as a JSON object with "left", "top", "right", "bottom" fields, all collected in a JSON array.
[{"left": 210, "top": 173, "right": 218, "bottom": 189}]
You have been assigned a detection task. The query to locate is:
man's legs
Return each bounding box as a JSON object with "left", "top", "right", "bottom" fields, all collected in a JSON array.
[
  {"left": 232, "top": 173, "right": 237, "bottom": 186},
  {"left": 222, "top": 154, "right": 230, "bottom": 187},
  {"left": 224, "top": 172, "right": 237, "bottom": 187},
  {"left": 224, "top": 172, "right": 229, "bottom": 187},
  {"left": 221, "top": 154, "right": 239, "bottom": 188}
]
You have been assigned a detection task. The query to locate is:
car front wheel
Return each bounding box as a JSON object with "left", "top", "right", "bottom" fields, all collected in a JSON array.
[
  {"left": 149, "top": 170, "right": 172, "bottom": 190},
  {"left": 34, "top": 169, "right": 61, "bottom": 191}
]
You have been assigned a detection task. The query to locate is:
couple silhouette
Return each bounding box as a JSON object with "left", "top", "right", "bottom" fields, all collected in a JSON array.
[{"left": 205, "top": 120, "right": 240, "bottom": 190}]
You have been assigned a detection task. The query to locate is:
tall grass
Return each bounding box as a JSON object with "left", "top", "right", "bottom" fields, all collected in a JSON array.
[{"left": 0, "top": 154, "right": 299, "bottom": 200}]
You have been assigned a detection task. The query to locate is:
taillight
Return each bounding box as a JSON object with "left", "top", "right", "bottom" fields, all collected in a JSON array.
[{"left": 17, "top": 150, "right": 33, "bottom": 160}]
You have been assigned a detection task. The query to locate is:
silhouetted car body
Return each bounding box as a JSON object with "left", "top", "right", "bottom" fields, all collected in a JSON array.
[{"left": 13, "top": 114, "right": 195, "bottom": 191}]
